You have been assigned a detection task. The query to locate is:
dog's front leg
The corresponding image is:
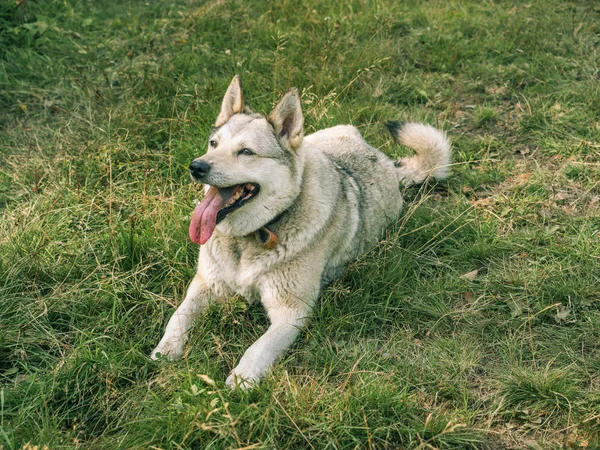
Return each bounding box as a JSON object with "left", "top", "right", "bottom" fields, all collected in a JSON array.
[
  {"left": 226, "top": 273, "right": 320, "bottom": 390},
  {"left": 225, "top": 303, "right": 312, "bottom": 389},
  {"left": 151, "top": 272, "right": 212, "bottom": 361}
]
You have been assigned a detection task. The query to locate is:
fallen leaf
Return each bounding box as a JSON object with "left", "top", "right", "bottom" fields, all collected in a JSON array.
[
  {"left": 528, "top": 415, "right": 544, "bottom": 424},
  {"left": 514, "top": 173, "right": 532, "bottom": 184},
  {"left": 460, "top": 270, "right": 479, "bottom": 280},
  {"left": 555, "top": 304, "right": 571, "bottom": 323},
  {"left": 486, "top": 86, "right": 507, "bottom": 95},
  {"left": 472, "top": 197, "right": 496, "bottom": 207}
]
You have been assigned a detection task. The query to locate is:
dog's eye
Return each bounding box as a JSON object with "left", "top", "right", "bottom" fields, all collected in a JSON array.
[
  {"left": 238, "top": 148, "right": 255, "bottom": 156},
  {"left": 209, "top": 140, "right": 217, "bottom": 148}
]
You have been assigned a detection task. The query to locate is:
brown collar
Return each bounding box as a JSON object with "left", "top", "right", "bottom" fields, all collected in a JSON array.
[
  {"left": 248, "top": 208, "right": 289, "bottom": 249},
  {"left": 254, "top": 226, "right": 278, "bottom": 249}
]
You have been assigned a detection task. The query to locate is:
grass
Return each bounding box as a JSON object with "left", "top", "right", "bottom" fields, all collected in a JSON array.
[{"left": 1, "top": 0, "right": 599, "bottom": 448}]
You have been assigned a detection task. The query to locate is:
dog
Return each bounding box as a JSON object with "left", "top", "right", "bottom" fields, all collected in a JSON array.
[{"left": 151, "top": 75, "right": 451, "bottom": 389}]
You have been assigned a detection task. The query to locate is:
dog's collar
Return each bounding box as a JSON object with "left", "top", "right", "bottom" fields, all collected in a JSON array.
[
  {"left": 251, "top": 210, "right": 287, "bottom": 249},
  {"left": 254, "top": 226, "right": 278, "bottom": 249}
]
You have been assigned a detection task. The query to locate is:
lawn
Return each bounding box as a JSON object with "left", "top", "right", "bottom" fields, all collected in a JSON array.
[{"left": 1, "top": 0, "right": 599, "bottom": 448}]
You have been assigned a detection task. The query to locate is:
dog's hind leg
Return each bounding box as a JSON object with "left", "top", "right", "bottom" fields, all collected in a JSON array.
[{"left": 151, "top": 272, "right": 212, "bottom": 361}]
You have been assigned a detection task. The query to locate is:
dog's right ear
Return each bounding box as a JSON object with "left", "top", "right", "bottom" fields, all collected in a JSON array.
[{"left": 215, "top": 75, "right": 244, "bottom": 127}]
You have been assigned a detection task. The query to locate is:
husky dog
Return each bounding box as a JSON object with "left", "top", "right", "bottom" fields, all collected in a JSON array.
[{"left": 151, "top": 76, "right": 451, "bottom": 389}]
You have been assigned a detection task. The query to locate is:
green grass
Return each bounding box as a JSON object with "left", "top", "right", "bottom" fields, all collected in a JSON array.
[{"left": 1, "top": 0, "right": 600, "bottom": 448}]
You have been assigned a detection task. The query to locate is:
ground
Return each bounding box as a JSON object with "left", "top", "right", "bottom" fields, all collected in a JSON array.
[{"left": 1, "top": 0, "right": 599, "bottom": 448}]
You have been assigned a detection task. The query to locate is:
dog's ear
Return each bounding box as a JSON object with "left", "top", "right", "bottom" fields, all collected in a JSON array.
[
  {"left": 215, "top": 75, "right": 244, "bottom": 127},
  {"left": 268, "top": 88, "right": 304, "bottom": 150}
]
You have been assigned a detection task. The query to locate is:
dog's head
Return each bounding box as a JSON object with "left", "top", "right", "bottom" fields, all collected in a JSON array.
[{"left": 189, "top": 75, "right": 305, "bottom": 245}]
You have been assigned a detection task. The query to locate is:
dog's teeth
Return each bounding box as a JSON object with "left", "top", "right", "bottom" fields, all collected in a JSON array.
[{"left": 222, "top": 185, "right": 255, "bottom": 208}]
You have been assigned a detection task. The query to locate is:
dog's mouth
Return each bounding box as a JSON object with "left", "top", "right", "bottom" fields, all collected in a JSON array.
[{"left": 189, "top": 183, "right": 260, "bottom": 245}]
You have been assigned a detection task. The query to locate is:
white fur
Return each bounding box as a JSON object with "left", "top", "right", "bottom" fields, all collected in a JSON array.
[{"left": 396, "top": 122, "right": 451, "bottom": 185}]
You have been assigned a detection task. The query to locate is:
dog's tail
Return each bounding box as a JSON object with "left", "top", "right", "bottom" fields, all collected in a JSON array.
[{"left": 386, "top": 121, "right": 451, "bottom": 186}]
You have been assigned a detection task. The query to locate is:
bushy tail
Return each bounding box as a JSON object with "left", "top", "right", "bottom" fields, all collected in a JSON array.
[{"left": 386, "top": 121, "right": 451, "bottom": 186}]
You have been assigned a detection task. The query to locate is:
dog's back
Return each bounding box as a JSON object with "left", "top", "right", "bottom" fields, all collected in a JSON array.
[{"left": 303, "top": 125, "right": 403, "bottom": 273}]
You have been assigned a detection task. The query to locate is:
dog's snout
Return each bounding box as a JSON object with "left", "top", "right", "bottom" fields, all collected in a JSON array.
[{"left": 189, "top": 160, "right": 211, "bottom": 179}]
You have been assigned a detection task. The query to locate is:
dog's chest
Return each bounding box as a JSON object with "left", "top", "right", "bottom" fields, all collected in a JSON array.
[{"left": 202, "top": 236, "right": 278, "bottom": 302}]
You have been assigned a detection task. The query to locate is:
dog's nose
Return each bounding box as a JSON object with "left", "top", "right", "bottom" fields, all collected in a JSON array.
[{"left": 189, "top": 160, "right": 211, "bottom": 179}]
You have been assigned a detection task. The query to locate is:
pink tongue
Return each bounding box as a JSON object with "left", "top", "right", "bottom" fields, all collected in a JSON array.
[{"left": 189, "top": 186, "right": 224, "bottom": 245}]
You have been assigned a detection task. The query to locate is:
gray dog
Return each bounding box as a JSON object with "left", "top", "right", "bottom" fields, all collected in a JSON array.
[{"left": 151, "top": 76, "right": 451, "bottom": 389}]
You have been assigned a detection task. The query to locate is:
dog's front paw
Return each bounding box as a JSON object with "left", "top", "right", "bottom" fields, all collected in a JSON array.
[
  {"left": 226, "top": 366, "right": 261, "bottom": 390},
  {"left": 150, "top": 338, "right": 184, "bottom": 361}
]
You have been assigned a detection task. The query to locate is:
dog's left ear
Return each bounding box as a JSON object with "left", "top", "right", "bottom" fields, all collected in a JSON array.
[
  {"left": 215, "top": 75, "right": 244, "bottom": 127},
  {"left": 268, "top": 88, "right": 304, "bottom": 150}
]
